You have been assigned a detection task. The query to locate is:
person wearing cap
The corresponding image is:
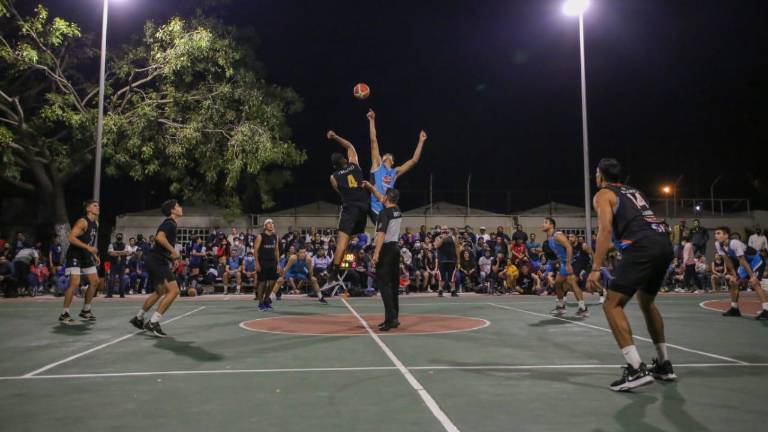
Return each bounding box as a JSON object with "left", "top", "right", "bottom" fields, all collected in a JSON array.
[{"left": 478, "top": 227, "right": 491, "bottom": 243}]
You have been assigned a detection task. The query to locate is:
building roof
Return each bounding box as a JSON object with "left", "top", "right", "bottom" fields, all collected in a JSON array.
[
  {"left": 267, "top": 201, "right": 341, "bottom": 216},
  {"left": 518, "top": 201, "right": 584, "bottom": 216},
  {"left": 118, "top": 205, "right": 231, "bottom": 218},
  {"left": 403, "top": 201, "right": 503, "bottom": 216}
]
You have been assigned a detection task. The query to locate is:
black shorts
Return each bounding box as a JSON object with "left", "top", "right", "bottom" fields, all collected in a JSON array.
[
  {"left": 338, "top": 205, "right": 368, "bottom": 236},
  {"left": 257, "top": 264, "right": 278, "bottom": 282},
  {"left": 64, "top": 249, "right": 97, "bottom": 276},
  {"left": 146, "top": 253, "right": 175, "bottom": 288},
  {"left": 439, "top": 262, "right": 457, "bottom": 283},
  {"left": 609, "top": 235, "right": 673, "bottom": 298},
  {"left": 368, "top": 208, "right": 380, "bottom": 226},
  {"left": 188, "top": 261, "right": 202, "bottom": 270}
]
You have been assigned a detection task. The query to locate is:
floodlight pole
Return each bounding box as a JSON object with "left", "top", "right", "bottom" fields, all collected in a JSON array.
[
  {"left": 93, "top": 0, "right": 109, "bottom": 201},
  {"left": 577, "top": 14, "right": 592, "bottom": 237}
]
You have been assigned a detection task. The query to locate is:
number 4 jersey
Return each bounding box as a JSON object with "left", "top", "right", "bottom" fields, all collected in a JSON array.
[
  {"left": 603, "top": 183, "right": 668, "bottom": 249},
  {"left": 332, "top": 163, "right": 369, "bottom": 208}
]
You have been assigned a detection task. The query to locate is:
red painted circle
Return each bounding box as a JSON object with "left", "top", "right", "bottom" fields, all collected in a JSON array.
[
  {"left": 240, "top": 314, "right": 489, "bottom": 336},
  {"left": 701, "top": 299, "right": 763, "bottom": 316}
]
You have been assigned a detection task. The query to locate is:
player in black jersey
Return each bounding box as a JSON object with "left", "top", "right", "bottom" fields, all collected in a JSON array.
[
  {"left": 129, "top": 200, "right": 183, "bottom": 337},
  {"left": 326, "top": 130, "right": 369, "bottom": 283},
  {"left": 59, "top": 200, "right": 101, "bottom": 324},
  {"left": 254, "top": 218, "right": 280, "bottom": 310},
  {"left": 588, "top": 159, "right": 675, "bottom": 392}
]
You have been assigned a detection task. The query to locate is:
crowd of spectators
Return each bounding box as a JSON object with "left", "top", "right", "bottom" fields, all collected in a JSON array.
[{"left": 2, "top": 220, "right": 767, "bottom": 298}]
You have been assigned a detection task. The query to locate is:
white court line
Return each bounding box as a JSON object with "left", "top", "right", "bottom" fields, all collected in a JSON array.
[
  {"left": 23, "top": 306, "right": 206, "bottom": 377},
  {"left": 341, "top": 298, "right": 460, "bottom": 432},
  {"left": 2, "top": 362, "right": 767, "bottom": 381},
  {"left": 698, "top": 299, "right": 761, "bottom": 317},
  {"left": 488, "top": 303, "right": 749, "bottom": 365}
]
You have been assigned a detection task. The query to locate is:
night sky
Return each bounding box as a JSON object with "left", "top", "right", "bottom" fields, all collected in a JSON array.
[{"left": 36, "top": 0, "right": 768, "bottom": 217}]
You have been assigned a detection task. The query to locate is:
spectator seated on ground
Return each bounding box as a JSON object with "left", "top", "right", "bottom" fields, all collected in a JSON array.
[
  {"left": 710, "top": 254, "right": 727, "bottom": 291},
  {"left": 456, "top": 249, "right": 477, "bottom": 292},
  {"left": 478, "top": 248, "right": 494, "bottom": 293},
  {"left": 127, "top": 250, "right": 149, "bottom": 294},
  {"left": 514, "top": 263, "right": 541, "bottom": 295},
  {"left": 311, "top": 248, "right": 332, "bottom": 285}
]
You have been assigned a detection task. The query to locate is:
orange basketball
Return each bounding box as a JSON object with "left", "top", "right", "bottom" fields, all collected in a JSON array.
[{"left": 353, "top": 83, "right": 370, "bottom": 100}]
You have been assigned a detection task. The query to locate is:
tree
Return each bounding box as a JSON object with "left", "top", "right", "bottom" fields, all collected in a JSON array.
[{"left": 0, "top": 0, "right": 305, "bottom": 238}]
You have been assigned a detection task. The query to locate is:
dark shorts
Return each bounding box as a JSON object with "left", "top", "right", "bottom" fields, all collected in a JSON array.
[
  {"left": 439, "top": 262, "right": 457, "bottom": 282},
  {"left": 146, "top": 253, "right": 175, "bottom": 289},
  {"left": 64, "top": 250, "right": 97, "bottom": 276},
  {"left": 609, "top": 235, "right": 674, "bottom": 298},
  {"left": 257, "top": 264, "right": 278, "bottom": 282},
  {"left": 368, "top": 207, "right": 380, "bottom": 226},
  {"left": 338, "top": 205, "right": 368, "bottom": 236},
  {"left": 189, "top": 261, "right": 203, "bottom": 270}
]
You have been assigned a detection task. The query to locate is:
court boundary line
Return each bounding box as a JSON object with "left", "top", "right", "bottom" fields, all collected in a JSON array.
[
  {"left": 488, "top": 303, "right": 749, "bottom": 365},
  {"left": 341, "top": 298, "right": 460, "bottom": 432},
  {"left": 237, "top": 313, "right": 490, "bottom": 336},
  {"left": 22, "top": 306, "right": 206, "bottom": 377},
  {"left": 2, "top": 362, "right": 767, "bottom": 381},
  {"left": 699, "top": 299, "right": 761, "bottom": 317}
]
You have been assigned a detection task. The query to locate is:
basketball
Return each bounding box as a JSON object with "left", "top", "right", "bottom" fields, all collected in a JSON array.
[{"left": 353, "top": 83, "right": 370, "bottom": 100}]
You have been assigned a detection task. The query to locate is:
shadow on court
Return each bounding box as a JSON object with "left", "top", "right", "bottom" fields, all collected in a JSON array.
[
  {"left": 528, "top": 317, "right": 586, "bottom": 327},
  {"left": 151, "top": 337, "right": 225, "bottom": 362},
  {"left": 51, "top": 323, "right": 94, "bottom": 335}
]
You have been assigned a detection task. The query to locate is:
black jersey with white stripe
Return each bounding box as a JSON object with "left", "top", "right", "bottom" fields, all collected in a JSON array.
[
  {"left": 332, "top": 163, "right": 368, "bottom": 208},
  {"left": 603, "top": 183, "right": 668, "bottom": 247},
  {"left": 76, "top": 218, "right": 98, "bottom": 249},
  {"left": 258, "top": 232, "right": 277, "bottom": 264}
]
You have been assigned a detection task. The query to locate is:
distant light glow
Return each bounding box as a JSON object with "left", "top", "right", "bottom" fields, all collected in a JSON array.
[
  {"left": 562, "top": 0, "right": 590, "bottom": 16},
  {"left": 661, "top": 186, "right": 672, "bottom": 195}
]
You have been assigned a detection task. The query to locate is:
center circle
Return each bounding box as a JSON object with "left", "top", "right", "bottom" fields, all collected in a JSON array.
[{"left": 239, "top": 314, "right": 490, "bottom": 336}]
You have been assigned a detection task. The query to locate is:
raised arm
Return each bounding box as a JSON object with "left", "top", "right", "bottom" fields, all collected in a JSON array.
[
  {"left": 367, "top": 110, "right": 381, "bottom": 172},
  {"left": 362, "top": 180, "right": 385, "bottom": 203},
  {"left": 396, "top": 130, "right": 427, "bottom": 177},
  {"left": 327, "top": 130, "right": 358, "bottom": 166}
]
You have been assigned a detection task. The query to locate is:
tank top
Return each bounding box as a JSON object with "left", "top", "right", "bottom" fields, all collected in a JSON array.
[
  {"left": 76, "top": 218, "right": 98, "bottom": 250},
  {"left": 547, "top": 232, "right": 568, "bottom": 262},
  {"left": 370, "top": 164, "right": 397, "bottom": 214},
  {"left": 332, "top": 163, "right": 368, "bottom": 207},
  {"left": 258, "top": 232, "right": 277, "bottom": 264},
  {"left": 603, "top": 183, "right": 668, "bottom": 248},
  {"left": 289, "top": 257, "right": 308, "bottom": 275},
  {"left": 437, "top": 236, "right": 457, "bottom": 263}
]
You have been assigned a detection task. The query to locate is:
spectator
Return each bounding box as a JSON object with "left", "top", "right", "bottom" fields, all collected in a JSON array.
[
  {"left": 509, "top": 238, "right": 528, "bottom": 266},
  {"left": 230, "top": 237, "right": 246, "bottom": 259},
  {"left": 400, "top": 242, "right": 412, "bottom": 266},
  {"left": 0, "top": 255, "right": 15, "bottom": 297},
  {"left": 682, "top": 236, "right": 702, "bottom": 292},
  {"left": 478, "top": 248, "right": 494, "bottom": 292},
  {"left": 127, "top": 249, "right": 149, "bottom": 294},
  {"left": 242, "top": 251, "right": 257, "bottom": 286},
  {"left": 12, "top": 242, "right": 38, "bottom": 295},
  {"left": 496, "top": 226, "right": 511, "bottom": 242},
  {"left": 464, "top": 225, "right": 477, "bottom": 245},
  {"left": 357, "top": 231, "right": 369, "bottom": 247},
  {"left": 223, "top": 252, "right": 242, "bottom": 295},
  {"left": 49, "top": 236, "right": 63, "bottom": 276},
  {"left": 710, "top": 254, "right": 727, "bottom": 291},
  {"left": 227, "top": 227, "right": 239, "bottom": 245},
  {"left": 418, "top": 225, "right": 429, "bottom": 243},
  {"left": 474, "top": 237, "right": 487, "bottom": 261},
  {"left": 748, "top": 227, "right": 767, "bottom": 253},
  {"left": 689, "top": 219, "right": 709, "bottom": 256},
  {"left": 107, "top": 233, "right": 130, "bottom": 298},
  {"left": 312, "top": 248, "right": 332, "bottom": 284},
  {"left": 511, "top": 224, "right": 528, "bottom": 243},
  {"left": 493, "top": 235, "right": 508, "bottom": 259},
  {"left": 456, "top": 249, "right": 477, "bottom": 292},
  {"left": 477, "top": 226, "right": 491, "bottom": 243},
  {"left": 412, "top": 244, "right": 431, "bottom": 292},
  {"left": 514, "top": 263, "right": 540, "bottom": 295},
  {"left": 671, "top": 219, "right": 687, "bottom": 259},
  {"left": 526, "top": 233, "right": 542, "bottom": 260},
  {"left": 136, "top": 234, "right": 151, "bottom": 254},
  {"left": 11, "top": 232, "right": 26, "bottom": 257},
  {"left": 695, "top": 255, "right": 708, "bottom": 292}
]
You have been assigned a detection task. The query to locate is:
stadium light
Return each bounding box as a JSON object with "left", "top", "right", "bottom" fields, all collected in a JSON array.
[
  {"left": 661, "top": 185, "right": 672, "bottom": 195},
  {"left": 563, "top": 0, "right": 590, "bottom": 17}
]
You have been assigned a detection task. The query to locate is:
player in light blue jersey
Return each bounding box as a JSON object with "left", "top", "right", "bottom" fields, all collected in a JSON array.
[{"left": 367, "top": 109, "right": 426, "bottom": 223}]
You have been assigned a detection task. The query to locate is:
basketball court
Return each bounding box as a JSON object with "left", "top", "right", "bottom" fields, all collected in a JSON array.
[{"left": 0, "top": 292, "right": 765, "bottom": 431}]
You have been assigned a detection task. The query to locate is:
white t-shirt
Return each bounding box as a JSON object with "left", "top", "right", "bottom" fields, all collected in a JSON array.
[
  {"left": 748, "top": 234, "right": 767, "bottom": 251},
  {"left": 479, "top": 256, "right": 493, "bottom": 273},
  {"left": 715, "top": 239, "right": 746, "bottom": 257}
]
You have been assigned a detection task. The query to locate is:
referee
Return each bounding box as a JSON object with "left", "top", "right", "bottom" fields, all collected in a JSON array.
[{"left": 364, "top": 181, "right": 402, "bottom": 331}]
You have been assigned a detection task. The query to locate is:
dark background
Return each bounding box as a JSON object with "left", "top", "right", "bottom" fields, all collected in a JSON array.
[{"left": 32, "top": 0, "right": 768, "bottom": 219}]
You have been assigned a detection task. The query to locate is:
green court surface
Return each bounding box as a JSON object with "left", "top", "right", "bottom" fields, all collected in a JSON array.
[{"left": 1, "top": 293, "right": 765, "bottom": 432}]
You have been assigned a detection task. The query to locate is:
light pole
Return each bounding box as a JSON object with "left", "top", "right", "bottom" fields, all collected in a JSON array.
[
  {"left": 93, "top": 0, "right": 109, "bottom": 201},
  {"left": 563, "top": 0, "right": 592, "bottom": 237}
]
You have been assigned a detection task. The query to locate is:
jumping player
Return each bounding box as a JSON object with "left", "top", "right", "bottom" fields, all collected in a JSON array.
[
  {"left": 366, "top": 109, "right": 426, "bottom": 223},
  {"left": 326, "top": 130, "right": 369, "bottom": 283},
  {"left": 588, "top": 158, "right": 675, "bottom": 392},
  {"left": 542, "top": 217, "right": 589, "bottom": 317},
  {"left": 59, "top": 200, "right": 101, "bottom": 324},
  {"left": 714, "top": 226, "right": 768, "bottom": 319},
  {"left": 129, "top": 200, "right": 183, "bottom": 337},
  {"left": 254, "top": 219, "right": 281, "bottom": 311}
]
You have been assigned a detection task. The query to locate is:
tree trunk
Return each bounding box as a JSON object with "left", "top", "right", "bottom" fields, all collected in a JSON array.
[{"left": 52, "top": 178, "right": 71, "bottom": 256}]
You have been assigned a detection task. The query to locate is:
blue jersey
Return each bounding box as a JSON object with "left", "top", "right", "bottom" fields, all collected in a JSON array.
[
  {"left": 370, "top": 165, "right": 397, "bottom": 214},
  {"left": 547, "top": 233, "right": 568, "bottom": 263},
  {"left": 227, "top": 257, "right": 241, "bottom": 271},
  {"left": 288, "top": 258, "right": 308, "bottom": 276},
  {"left": 243, "top": 256, "right": 256, "bottom": 272}
]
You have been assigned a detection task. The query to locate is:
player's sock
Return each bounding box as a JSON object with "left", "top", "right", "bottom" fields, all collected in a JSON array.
[
  {"left": 556, "top": 299, "right": 565, "bottom": 308},
  {"left": 136, "top": 309, "right": 145, "bottom": 320},
  {"left": 63, "top": 308, "right": 70, "bottom": 315},
  {"left": 578, "top": 300, "right": 586, "bottom": 310},
  {"left": 730, "top": 302, "right": 739, "bottom": 309},
  {"left": 654, "top": 343, "right": 669, "bottom": 362},
  {"left": 762, "top": 302, "right": 768, "bottom": 311},
  {"left": 150, "top": 312, "right": 162, "bottom": 323},
  {"left": 621, "top": 345, "right": 642, "bottom": 369},
  {"left": 83, "top": 303, "right": 92, "bottom": 312}
]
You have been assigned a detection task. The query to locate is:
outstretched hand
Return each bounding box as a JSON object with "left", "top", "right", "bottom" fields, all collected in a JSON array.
[
  {"left": 326, "top": 130, "right": 337, "bottom": 140},
  {"left": 367, "top": 109, "right": 375, "bottom": 120},
  {"left": 419, "top": 130, "right": 427, "bottom": 141},
  {"left": 361, "top": 180, "right": 375, "bottom": 191}
]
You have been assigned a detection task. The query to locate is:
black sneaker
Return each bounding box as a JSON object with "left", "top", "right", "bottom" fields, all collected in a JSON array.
[
  {"left": 609, "top": 363, "right": 655, "bottom": 392},
  {"left": 129, "top": 316, "right": 145, "bottom": 330},
  {"left": 319, "top": 295, "right": 328, "bottom": 305},
  {"left": 649, "top": 358, "right": 677, "bottom": 382},
  {"left": 438, "top": 290, "right": 444, "bottom": 297},
  {"left": 575, "top": 307, "right": 590, "bottom": 318},
  {"left": 722, "top": 307, "right": 741, "bottom": 317},
  {"left": 756, "top": 309, "right": 768, "bottom": 320},
  {"left": 550, "top": 305, "right": 566, "bottom": 316},
  {"left": 451, "top": 291, "right": 459, "bottom": 297},
  {"left": 144, "top": 321, "right": 167, "bottom": 338},
  {"left": 58, "top": 312, "right": 76, "bottom": 325},
  {"left": 79, "top": 310, "right": 96, "bottom": 322}
]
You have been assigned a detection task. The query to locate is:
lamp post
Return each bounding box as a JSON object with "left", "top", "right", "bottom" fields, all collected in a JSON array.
[
  {"left": 93, "top": 0, "right": 110, "bottom": 201},
  {"left": 563, "top": 0, "right": 592, "bottom": 237}
]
